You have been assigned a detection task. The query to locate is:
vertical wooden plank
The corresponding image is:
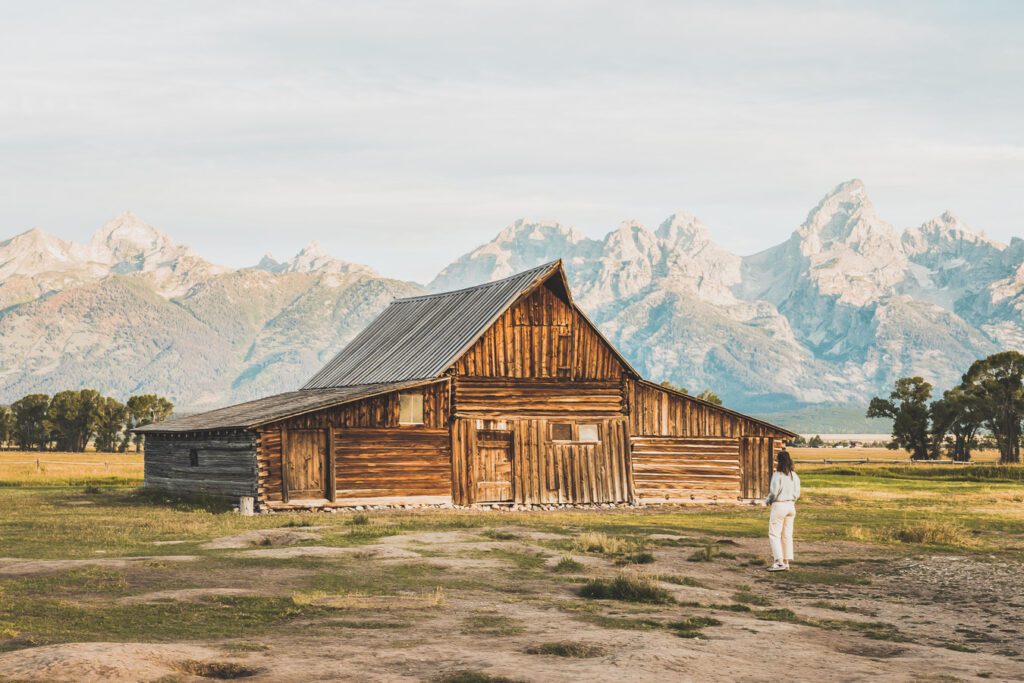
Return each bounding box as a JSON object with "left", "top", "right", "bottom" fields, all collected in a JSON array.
[
  {"left": 327, "top": 428, "right": 337, "bottom": 502},
  {"left": 280, "top": 428, "right": 290, "bottom": 503}
]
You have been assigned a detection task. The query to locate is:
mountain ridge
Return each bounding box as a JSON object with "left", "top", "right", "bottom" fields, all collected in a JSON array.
[{"left": 0, "top": 180, "right": 1020, "bottom": 418}]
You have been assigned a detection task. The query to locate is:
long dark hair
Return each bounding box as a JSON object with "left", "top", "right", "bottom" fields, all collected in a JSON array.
[{"left": 776, "top": 449, "right": 795, "bottom": 476}]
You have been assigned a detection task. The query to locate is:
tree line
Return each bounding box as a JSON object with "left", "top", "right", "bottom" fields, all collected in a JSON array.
[
  {"left": 867, "top": 351, "right": 1023, "bottom": 464},
  {"left": 0, "top": 391, "right": 173, "bottom": 452}
]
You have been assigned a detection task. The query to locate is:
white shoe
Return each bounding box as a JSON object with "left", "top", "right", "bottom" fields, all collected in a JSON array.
[{"left": 766, "top": 562, "right": 786, "bottom": 572}]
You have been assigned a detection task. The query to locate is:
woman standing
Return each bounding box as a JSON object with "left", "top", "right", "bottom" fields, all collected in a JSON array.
[{"left": 766, "top": 449, "right": 800, "bottom": 572}]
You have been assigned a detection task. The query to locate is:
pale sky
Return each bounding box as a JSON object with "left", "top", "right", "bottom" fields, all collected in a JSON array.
[{"left": 2, "top": 1, "right": 1022, "bottom": 282}]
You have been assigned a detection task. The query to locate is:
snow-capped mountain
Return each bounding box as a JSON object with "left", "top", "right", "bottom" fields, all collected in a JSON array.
[
  {"left": 0, "top": 182, "right": 1020, "bottom": 414},
  {"left": 433, "top": 180, "right": 1022, "bottom": 410}
]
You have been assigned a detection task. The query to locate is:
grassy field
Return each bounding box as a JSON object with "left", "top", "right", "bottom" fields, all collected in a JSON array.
[
  {"left": 791, "top": 446, "right": 1003, "bottom": 463},
  {"left": 0, "top": 458, "right": 1022, "bottom": 681},
  {"left": 0, "top": 451, "right": 143, "bottom": 487}
]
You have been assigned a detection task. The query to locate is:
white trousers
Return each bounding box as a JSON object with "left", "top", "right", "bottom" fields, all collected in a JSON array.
[{"left": 768, "top": 501, "right": 796, "bottom": 562}]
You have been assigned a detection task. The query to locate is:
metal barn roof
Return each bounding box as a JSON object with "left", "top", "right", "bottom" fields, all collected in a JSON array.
[
  {"left": 303, "top": 261, "right": 566, "bottom": 389},
  {"left": 136, "top": 379, "right": 443, "bottom": 433}
]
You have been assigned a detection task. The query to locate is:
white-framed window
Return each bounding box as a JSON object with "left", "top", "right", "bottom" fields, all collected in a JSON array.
[
  {"left": 399, "top": 392, "right": 424, "bottom": 425},
  {"left": 577, "top": 424, "right": 600, "bottom": 442}
]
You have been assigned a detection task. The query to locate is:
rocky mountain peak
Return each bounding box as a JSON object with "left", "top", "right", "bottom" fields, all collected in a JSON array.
[
  {"left": 494, "top": 218, "right": 584, "bottom": 245},
  {"left": 89, "top": 212, "right": 186, "bottom": 264},
  {"left": 0, "top": 227, "right": 85, "bottom": 280},
  {"left": 279, "top": 241, "right": 376, "bottom": 277},
  {"left": 798, "top": 178, "right": 899, "bottom": 255}
]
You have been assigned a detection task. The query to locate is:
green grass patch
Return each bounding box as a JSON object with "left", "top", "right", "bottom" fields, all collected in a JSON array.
[
  {"left": 461, "top": 612, "right": 525, "bottom": 636},
  {"left": 656, "top": 574, "right": 706, "bottom": 588},
  {"left": 667, "top": 616, "right": 722, "bottom": 638},
  {"left": 732, "top": 591, "right": 771, "bottom": 606},
  {"left": 578, "top": 574, "right": 673, "bottom": 604},
  {"left": 433, "top": 671, "right": 526, "bottom": 683},
  {"left": 525, "top": 641, "right": 604, "bottom": 658},
  {"left": 553, "top": 556, "right": 584, "bottom": 573}
]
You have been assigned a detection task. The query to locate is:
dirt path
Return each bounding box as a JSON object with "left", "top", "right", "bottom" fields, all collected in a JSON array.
[{"left": 0, "top": 528, "right": 1020, "bottom": 682}]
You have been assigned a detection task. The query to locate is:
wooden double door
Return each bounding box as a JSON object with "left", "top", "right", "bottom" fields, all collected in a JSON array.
[
  {"left": 474, "top": 429, "right": 514, "bottom": 503},
  {"left": 283, "top": 428, "right": 331, "bottom": 501}
]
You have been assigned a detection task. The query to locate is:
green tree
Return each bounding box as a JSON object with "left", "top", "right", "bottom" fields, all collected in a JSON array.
[
  {"left": 808, "top": 434, "right": 824, "bottom": 448},
  {"left": 12, "top": 394, "right": 51, "bottom": 451},
  {"left": 930, "top": 386, "right": 983, "bottom": 461},
  {"left": 48, "top": 389, "right": 102, "bottom": 452},
  {"left": 126, "top": 395, "right": 174, "bottom": 452},
  {"left": 961, "top": 351, "right": 1024, "bottom": 464},
  {"left": 659, "top": 381, "right": 689, "bottom": 394},
  {"left": 696, "top": 389, "right": 722, "bottom": 406},
  {"left": 867, "top": 377, "right": 933, "bottom": 460},
  {"left": 94, "top": 396, "right": 128, "bottom": 452},
  {"left": 0, "top": 405, "right": 11, "bottom": 447},
  {"left": 790, "top": 435, "right": 808, "bottom": 447}
]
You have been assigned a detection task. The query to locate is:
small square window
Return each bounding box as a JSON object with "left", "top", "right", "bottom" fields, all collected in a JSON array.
[
  {"left": 551, "top": 423, "right": 572, "bottom": 441},
  {"left": 399, "top": 393, "right": 424, "bottom": 425},
  {"left": 578, "top": 424, "right": 600, "bottom": 442},
  {"left": 189, "top": 448, "right": 199, "bottom": 467}
]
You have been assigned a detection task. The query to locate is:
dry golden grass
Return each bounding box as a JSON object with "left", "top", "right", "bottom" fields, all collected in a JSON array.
[
  {"left": 0, "top": 450, "right": 143, "bottom": 485},
  {"left": 571, "top": 531, "right": 635, "bottom": 556},
  {"left": 847, "top": 519, "right": 978, "bottom": 547},
  {"left": 791, "top": 446, "right": 1001, "bottom": 464}
]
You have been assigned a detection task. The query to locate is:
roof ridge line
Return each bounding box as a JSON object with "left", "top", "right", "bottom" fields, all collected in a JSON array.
[{"left": 394, "top": 260, "right": 560, "bottom": 302}]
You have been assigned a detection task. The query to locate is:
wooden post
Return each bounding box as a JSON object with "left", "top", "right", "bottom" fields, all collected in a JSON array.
[{"left": 239, "top": 496, "right": 255, "bottom": 516}]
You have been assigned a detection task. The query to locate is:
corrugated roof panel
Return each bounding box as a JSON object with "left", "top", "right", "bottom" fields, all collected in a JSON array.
[{"left": 135, "top": 379, "right": 443, "bottom": 433}]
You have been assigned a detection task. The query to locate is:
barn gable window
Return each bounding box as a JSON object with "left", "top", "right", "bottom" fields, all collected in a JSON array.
[
  {"left": 550, "top": 423, "right": 572, "bottom": 441},
  {"left": 399, "top": 393, "right": 424, "bottom": 425},
  {"left": 189, "top": 448, "right": 199, "bottom": 467},
  {"left": 577, "top": 424, "right": 600, "bottom": 442}
]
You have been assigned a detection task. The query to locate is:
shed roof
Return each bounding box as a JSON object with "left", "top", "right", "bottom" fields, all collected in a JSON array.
[{"left": 136, "top": 379, "right": 443, "bottom": 433}]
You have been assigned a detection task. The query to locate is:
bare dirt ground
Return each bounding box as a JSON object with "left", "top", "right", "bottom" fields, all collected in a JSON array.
[{"left": 1, "top": 524, "right": 1021, "bottom": 683}]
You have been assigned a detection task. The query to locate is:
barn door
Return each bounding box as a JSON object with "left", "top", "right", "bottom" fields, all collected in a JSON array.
[
  {"left": 283, "top": 429, "right": 329, "bottom": 500},
  {"left": 474, "top": 430, "right": 514, "bottom": 502}
]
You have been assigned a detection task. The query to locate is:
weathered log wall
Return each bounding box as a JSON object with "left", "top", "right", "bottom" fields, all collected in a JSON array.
[
  {"left": 740, "top": 436, "right": 775, "bottom": 500},
  {"left": 453, "top": 377, "right": 625, "bottom": 418},
  {"left": 451, "top": 417, "right": 633, "bottom": 506},
  {"left": 264, "top": 381, "right": 449, "bottom": 431},
  {"left": 256, "top": 381, "right": 452, "bottom": 506},
  {"left": 631, "top": 436, "right": 741, "bottom": 502},
  {"left": 335, "top": 428, "right": 451, "bottom": 499},
  {"left": 144, "top": 431, "right": 258, "bottom": 499},
  {"left": 627, "top": 379, "right": 783, "bottom": 439},
  {"left": 453, "top": 283, "right": 624, "bottom": 380}
]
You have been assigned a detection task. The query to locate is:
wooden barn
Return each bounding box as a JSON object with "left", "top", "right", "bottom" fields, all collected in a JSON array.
[{"left": 138, "top": 261, "right": 795, "bottom": 511}]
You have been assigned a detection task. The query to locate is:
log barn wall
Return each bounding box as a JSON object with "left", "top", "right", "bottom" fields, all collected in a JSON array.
[
  {"left": 452, "top": 377, "right": 625, "bottom": 419},
  {"left": 144, "top": 431, "right": 258, "bottom": 499},
  {"left": 451, "top": 417, "right": 633, "bottom": 506},
  {"left": 255, "top": 381, "right": 451, "bottom": 508},
  {"left": 627, "top": 379, "right": 780, "bottom": 438},
  {"left": 627, "top": 380, "right": 787, "bottom": 501},
  {"left": 631, "top": 436, "right": 740, "bottom": 502},
  {"left": 452, "top": 284, "right": 624, "bottom": 380}
]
